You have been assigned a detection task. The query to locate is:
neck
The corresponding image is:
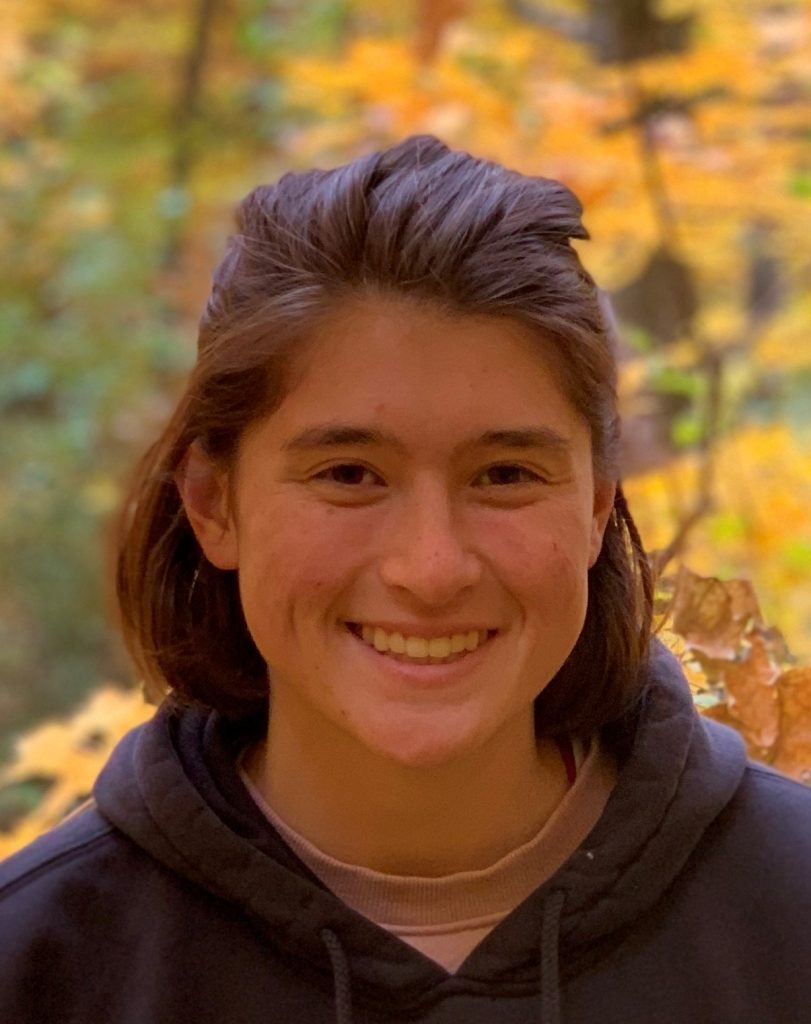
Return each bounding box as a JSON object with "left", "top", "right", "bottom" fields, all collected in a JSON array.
[{"left": 245, "top": 698, "right": 569, "bottom": 876}]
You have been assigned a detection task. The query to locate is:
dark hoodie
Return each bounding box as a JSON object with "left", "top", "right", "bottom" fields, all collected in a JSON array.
[{"left": 1, "top": 645, "right": 810, "bottom": 1024}]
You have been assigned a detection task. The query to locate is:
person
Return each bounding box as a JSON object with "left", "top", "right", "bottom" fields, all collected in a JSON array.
[{"left": 1, "top": 136, "right": 809, "bottom": 1024}]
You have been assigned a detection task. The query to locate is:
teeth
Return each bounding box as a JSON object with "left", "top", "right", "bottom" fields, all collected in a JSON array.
[
  {"left": 352, "top": 624, "right": 490, "bottom": 662},
  {"left": 428, "top": 637, "right": 451, "bottom": 658},
  {"left": 405, "top": 636, "right": 428, "bottom": 658}
]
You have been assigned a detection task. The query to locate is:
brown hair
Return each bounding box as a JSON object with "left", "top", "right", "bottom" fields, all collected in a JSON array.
[{"left": 116, "top": 135, "right": 652, "bottom": 735}]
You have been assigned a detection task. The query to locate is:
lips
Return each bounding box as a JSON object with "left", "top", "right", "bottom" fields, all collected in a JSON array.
[{"left": 345, "top": 622, "right": 496, "bottom": 664}]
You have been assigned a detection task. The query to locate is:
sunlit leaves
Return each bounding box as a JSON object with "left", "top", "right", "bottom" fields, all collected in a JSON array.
[
  {"left": 662, "top": 566, "right": 811, "bottom": 782},
  {"left": 626, "top": 424, "right": 811, "bottom": 661},
  {"left": 0, "top": 687, "right": 153, "bottom": 857}
]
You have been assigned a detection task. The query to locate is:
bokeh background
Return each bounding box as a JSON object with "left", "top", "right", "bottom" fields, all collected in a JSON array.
[{"left": 2, "top": 0, "right": 810, "bottom": 840}]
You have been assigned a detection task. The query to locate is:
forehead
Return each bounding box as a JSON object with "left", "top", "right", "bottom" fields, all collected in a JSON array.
[
  {"left": 252, "top": 294, "right": 590, "bottom": 456},
  {"left": 307, "top": 292, "right": 568, "bottom": 386}
]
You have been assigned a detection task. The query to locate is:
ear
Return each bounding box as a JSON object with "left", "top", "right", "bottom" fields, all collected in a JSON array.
[
  {"left": 588, "top": 478, "right": 617, "bottom": 568},
  {"left": 176, "top": 442, "right": 239, "bottom": 570}
]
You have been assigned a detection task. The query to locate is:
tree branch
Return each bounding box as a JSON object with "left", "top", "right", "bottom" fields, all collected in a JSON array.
[
  {"left": 164, "top": 0, "right": 220, "bottom": 268},
  {"left": 504, "top": 0, "right": 590, "bottom": 43}
]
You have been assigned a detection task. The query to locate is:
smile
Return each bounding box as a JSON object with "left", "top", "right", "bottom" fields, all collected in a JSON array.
[{"left": 345, "top": 623, "right": 495, "bottom": 664}]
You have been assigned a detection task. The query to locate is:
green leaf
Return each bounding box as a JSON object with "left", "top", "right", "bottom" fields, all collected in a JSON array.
[
  {"left": 781, "top": 538, "right": 811, "bottom": 572},
  {"left": 672, "top": 412, "right": 703, "bottom": 448},
  {"left": 709, "top": 513, "right": 747, "bottom": 544},
  {"left": 788, "top": 171, "right": 811, "bottom": 199},
  {"left": 653, "top": 365, "right": 701, "bottom": 397}
]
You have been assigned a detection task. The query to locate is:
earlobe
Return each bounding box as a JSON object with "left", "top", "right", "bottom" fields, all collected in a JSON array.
[
  {"left": 589, "top": 479, "right": 617, "bottom": 568},
  {"left": 176, "top": 442, "right": 239, "bottom": 570}
]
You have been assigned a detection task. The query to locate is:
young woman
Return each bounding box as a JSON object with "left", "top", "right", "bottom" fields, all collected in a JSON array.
[{"left": 1, "top": 137, "right": 809, "bottom": 1024}]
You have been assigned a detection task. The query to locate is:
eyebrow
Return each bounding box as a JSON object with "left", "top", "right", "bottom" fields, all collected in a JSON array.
[
  {"left": 282, "top": 424, "right": 572, "bottom": 455},
  {"left": 283, "top": 425, "right": 405, "bottom": 452},
  {"left": 474, "top": 428, "right": 572, "bottom": 453}
]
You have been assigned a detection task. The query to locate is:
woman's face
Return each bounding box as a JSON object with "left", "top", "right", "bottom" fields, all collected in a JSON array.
[{"left": 189, "top": 295, "right": 614, "bottom": 767}]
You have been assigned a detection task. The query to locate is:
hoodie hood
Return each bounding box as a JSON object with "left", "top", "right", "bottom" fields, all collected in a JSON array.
[{"left": 93, "top": 642, "right": 747, "bottom": 1011}]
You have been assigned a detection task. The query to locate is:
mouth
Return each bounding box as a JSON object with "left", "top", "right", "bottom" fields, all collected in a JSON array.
[{"left": 344, "top": 622, "right": 498, "bottom": 666}]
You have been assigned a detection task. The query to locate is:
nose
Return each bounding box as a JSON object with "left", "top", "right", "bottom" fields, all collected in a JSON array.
[{"left": 378, "top": 484, "right": 482, "bottom": 607}]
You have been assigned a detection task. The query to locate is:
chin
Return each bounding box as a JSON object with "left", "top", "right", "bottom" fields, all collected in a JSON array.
[{"left": 353, "top": 712, "right": 485, "bottom": 769}]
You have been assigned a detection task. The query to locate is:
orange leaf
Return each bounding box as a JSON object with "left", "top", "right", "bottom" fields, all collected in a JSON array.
[
  {"left": 670, "top": 565, "right": 763, "bottom": 660},
  {"left": 720, "top": 633, "right": 780, "bottom": 757},
  {"left": 701, "top": 703, "right": 739, "bottom": 731},
  {"left": 772, "top": 667, "right": 811, "bottom": 784}
]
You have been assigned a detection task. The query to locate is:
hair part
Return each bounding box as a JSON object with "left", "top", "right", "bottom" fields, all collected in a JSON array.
[{"left": 115, "top": 135, "right": 653, "bottom": 733}]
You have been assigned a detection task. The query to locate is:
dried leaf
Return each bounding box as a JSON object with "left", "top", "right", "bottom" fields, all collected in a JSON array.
[
  {"left": 701, "top": 703, "right": 740, "bottom": 731},
  {"left": 720, "top": 633, "right": 780, "bottom": 756},
  {"left": 772, "top": 667, "right": 811, "bottom": 783},
  {"left": 670, "top": 566, "right": 763, "bottom": 660}
]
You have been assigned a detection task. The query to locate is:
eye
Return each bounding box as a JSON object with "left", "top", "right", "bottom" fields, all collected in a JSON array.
[
  {"left": 473, "top": 463, "right": 542, "bottom": 486},
  {"left": 314, "top": 463, "right": 384, "bottom": 487}
]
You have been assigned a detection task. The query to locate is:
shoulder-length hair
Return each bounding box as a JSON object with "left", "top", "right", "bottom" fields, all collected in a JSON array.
[{"left": 116, "top": 135, "right": 652, "bottom": 736}]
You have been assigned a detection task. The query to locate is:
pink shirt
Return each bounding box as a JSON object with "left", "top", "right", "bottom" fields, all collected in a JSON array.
[{"left": 239, "top": 737, "right": 616, "bottom": 973}]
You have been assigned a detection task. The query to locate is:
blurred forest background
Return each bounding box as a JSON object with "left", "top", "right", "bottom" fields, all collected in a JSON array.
[{"left": 1, "top": 0, "right": 810, "bottom": 847}]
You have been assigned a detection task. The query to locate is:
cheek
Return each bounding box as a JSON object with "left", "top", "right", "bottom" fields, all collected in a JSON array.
[
  {"left": 479, "top": 510, "right": 592, "bottom": 599},
  {"left": 516, "top": 543, "right": 585, "bottom": 615},
  {"left": 238, "top": 503, "right": 369, "bottom": 610}
]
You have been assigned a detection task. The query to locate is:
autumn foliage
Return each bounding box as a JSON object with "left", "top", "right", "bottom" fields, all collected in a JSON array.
[{"left": 660, "top": 566, "right": 811, "bottom": 782}]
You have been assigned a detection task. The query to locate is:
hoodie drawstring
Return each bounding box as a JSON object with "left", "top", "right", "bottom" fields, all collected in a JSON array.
[
  {"left": 321, "top": 892, "right": 564, "bottom": 1024},
  {"left": 540, "top": 890, "right": 565, "bottom": 1024},
  {"left": 321, "top": 928, "right": 354, "bottom": 1024}
]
